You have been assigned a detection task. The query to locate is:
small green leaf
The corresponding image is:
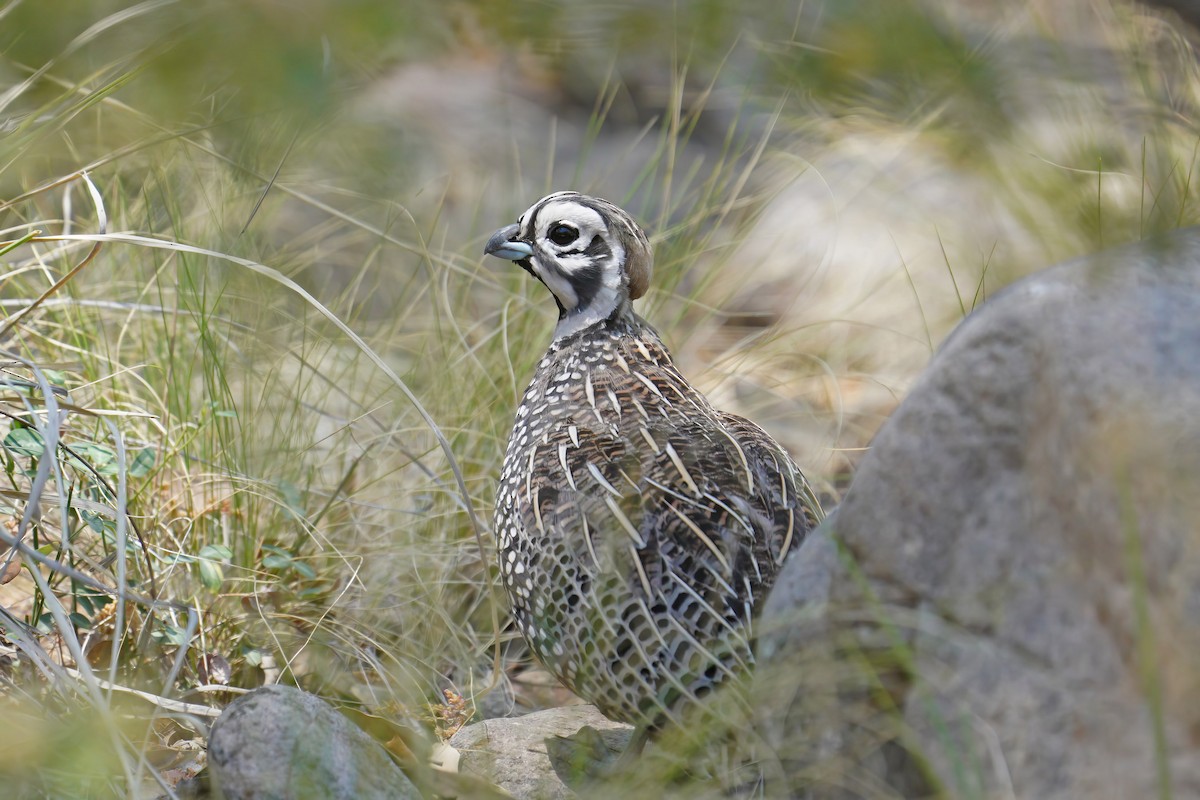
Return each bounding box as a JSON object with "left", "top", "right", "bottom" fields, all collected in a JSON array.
[
  {"left": 260, "top": 544, "right": 289, "bottom": 557},
  {"left": 199, "top": 544, "right": 232, "bottom": 560},
  {"left": 243, "top": 648, "right": 263, "bottom": 667},
  {"left": 198, "top": 557, "right": 224, "bottom": 590},
  {"left": 80, "top": 509, "right": 109, "bottom": 533},
  {"left": 129, "top": 447, "right": 156, "bottom": 477},
  {"left": 290, "top": 560, "right": 316, "bottom": 580},
  {"left": 71, "top": 442, "right": 116, "bottom": 472},
  {"left": 198, "top": 543, "right": 232, "bottom": 590},
  {"left": 68, "top": 612, "right": 91, "bottom": 630},
  {"left": 76, "top": 594, "right": 96, "bottom": 616},
  {"left": 280, "top": 482, "right": 305, "bottom": 520},
  {"left": 79, "top": 591, "right": 111, "bottom": 615},
  {"left": 261, "top": 554, "right": 292, "bottom": 570},
  {"left": 3, "top": 428, "right": 44, "bottom": 457}
]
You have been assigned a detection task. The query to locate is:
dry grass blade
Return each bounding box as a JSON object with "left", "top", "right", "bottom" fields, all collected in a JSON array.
[{"left": 0, "top": 172, "right": 106, "bottom": 340}]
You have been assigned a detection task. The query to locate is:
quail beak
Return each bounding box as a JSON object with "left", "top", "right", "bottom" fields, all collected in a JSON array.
[{"left": 484, "top": 223, "right": 534, "bottom": 261}]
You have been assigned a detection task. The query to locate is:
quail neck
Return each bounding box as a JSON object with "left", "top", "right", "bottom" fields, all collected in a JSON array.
[{"left": 482, "top": 192, "right": 821, "bottom": 729}]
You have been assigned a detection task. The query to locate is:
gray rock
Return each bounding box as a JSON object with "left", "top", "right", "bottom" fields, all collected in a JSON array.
[
  {"left": 758, "top": 229, "right": 1200, "bottom": 799},
  {"left": 208, "top": 685, "right": 420, "bottom": 800},
  {"left": 449, "top": 705, "right": 633, "bottom": 799}
]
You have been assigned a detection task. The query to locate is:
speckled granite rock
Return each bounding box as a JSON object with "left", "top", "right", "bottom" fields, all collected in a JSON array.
[{"left": 758, "top": 229, "right": 1200, "bottom": 799}]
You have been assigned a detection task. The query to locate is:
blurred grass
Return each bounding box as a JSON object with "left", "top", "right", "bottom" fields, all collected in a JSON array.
[{"left": 0, "top": 0, "right": 1197, "bottom": 796}]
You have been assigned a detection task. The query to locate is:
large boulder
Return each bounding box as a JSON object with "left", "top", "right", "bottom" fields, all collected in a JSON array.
[
  {"left": 208, "top": 685, "right": 420, "bottom": 800},
  {"left": 758, "top": 230, "right": 1200, "bottom": 798}
]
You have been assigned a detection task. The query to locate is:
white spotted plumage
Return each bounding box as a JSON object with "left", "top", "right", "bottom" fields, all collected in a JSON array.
[{"left": 484, "top": 192, "right": 822, "bottom": 728}]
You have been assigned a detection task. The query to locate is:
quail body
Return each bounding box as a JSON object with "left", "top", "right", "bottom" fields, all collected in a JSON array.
[{"left": 484, "top": 192, "right": 821, "bottom": 729}]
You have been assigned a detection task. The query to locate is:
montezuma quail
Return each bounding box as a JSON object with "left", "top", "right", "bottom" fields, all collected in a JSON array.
[{"left": 484, "top": 192, "right": 821, "bottom": 731}]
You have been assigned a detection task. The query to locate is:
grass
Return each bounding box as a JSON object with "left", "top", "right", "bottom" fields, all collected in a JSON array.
[{"left": 0, "top": 0, "right": 1197, "bottom": 796}]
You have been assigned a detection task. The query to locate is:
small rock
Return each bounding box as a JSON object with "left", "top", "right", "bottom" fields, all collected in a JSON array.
[
  {"left": 758, "top": 229, "right": 1200, "bottom": 799},
  {"left": 449, "top": 705, "right": 633, "bottom": 799},
  {"left": 208, "top": 685, "right": 420, "bottom": 800}
]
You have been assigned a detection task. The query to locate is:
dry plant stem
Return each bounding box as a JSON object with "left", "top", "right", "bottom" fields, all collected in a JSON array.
[
  {"left": 63, "top": 667, "right": 232, "bottom": 719},
  {"left": 0, "top": 228, "right": 40, "bottom": 259},
  {"left": 22, "top": 545, "right": 139, "bottom": 782},
  {"left": 0, "top": 522, "right": 181, "bottom": 613},
  {"left": 58, "top": 436, "right": 155, "bottom": 584},
  {"left": 0, "top": 172, "right": 106, "bottom": 341},
  {"left": 0, "top": 517, "right": 197, "bottom": 738},
  {"left": 0, "top": 398, "right": 159, "bottom": 591}
]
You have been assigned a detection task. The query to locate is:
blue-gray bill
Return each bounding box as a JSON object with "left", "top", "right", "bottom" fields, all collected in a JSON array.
[{"left": 484, "top": 223, "right": 533, "bottom": 261}]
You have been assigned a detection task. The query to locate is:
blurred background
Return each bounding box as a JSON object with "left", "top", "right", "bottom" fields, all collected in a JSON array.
[{"left": 0, "top": 0, "right": 1198, "bottom": 795}]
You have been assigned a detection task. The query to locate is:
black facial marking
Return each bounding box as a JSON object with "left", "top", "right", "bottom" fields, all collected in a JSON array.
[
  {"left": 567, "top": 263, "right": 604, "bottom": 312},
  {"left": 583, "top": 234, "right": 611, "bottom": 260},
  {"left": 559, "top": 235, "right": 610, "bottom": 259},
  {"left": 552, "top": 234, "right": 611, "bottom": 315}
]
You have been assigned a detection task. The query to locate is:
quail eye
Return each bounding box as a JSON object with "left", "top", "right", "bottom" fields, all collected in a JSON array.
[{"left": 548, "top": 224, "right": 579, "bottom": 246}]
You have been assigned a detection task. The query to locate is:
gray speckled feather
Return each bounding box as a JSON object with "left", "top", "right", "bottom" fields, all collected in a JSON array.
[{"left": 486, "top": 193, "right": 821, "bottom": 727}]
